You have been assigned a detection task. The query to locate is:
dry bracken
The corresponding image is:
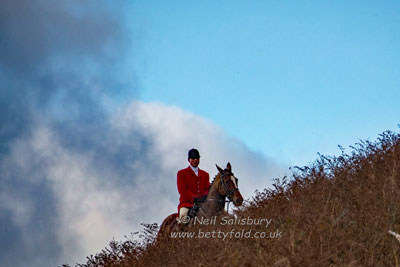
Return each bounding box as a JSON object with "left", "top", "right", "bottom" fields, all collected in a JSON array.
[{"left": 64, "top": 130, "right": 400, "bottom": 267}]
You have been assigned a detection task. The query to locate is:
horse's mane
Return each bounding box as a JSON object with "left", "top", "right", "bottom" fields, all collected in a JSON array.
[
  {"left": 206, "top": 168, "right": 232, "bottom": 198},
  {"left": 209, "top": 173, "right": 219, "bottom": 190},
  {"left": 208, "top": 168, "right": 231, "bottom": 192}
]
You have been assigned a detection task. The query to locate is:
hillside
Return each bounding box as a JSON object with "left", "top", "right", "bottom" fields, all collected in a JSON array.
[{"left": 65, "top": 130, "right": 400, "bottom": 267}]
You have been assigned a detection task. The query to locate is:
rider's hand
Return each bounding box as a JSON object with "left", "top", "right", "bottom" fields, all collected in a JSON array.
[{"left": 194, "top": 195, "right": 206, "bottom": 203}]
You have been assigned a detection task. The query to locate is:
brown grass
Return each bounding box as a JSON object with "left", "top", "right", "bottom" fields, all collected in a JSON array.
[{"left": 64, "top": 130, "right": 400, "bottom": 267}]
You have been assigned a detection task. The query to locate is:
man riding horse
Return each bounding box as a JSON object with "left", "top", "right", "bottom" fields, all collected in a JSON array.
[
  {"left": 158, "top": 151, "right": 243, "bottom": 238},
  {"left": 177, "top": 148, "right": 210, "bottom": 220}
]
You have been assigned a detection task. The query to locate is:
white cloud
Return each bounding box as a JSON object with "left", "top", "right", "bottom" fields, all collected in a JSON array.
[
  {"left": 1, "top": 101, "right": 286, "bottom": 266},
  {"left": 112, "top": 101, "right": 285, "bottom": 200}
]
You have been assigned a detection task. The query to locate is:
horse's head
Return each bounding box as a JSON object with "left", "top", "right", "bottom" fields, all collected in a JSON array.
[{"left": 216, "top": 162, "right": 243, "bottom": 206}]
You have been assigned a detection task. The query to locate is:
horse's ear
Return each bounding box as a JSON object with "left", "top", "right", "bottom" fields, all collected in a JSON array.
[
  {"left": 216, "top": 164, "right": 223, "bottom": 174},
  {"left": 227, "top": 162, "right": 232, "bottom": 172}
]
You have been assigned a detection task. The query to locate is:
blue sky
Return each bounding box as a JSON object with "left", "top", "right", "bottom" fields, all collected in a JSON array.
[
  {"left": 129, "top": 0, "right": 400, "bottom": 165},
  {"left": 1, "top": 1, "right": 399, "bottom": 266}
]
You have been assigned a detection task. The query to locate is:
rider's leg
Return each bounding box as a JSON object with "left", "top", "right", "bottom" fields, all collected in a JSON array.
[{"left": 179, "top": 207, "right": 190, "bottom": 219}]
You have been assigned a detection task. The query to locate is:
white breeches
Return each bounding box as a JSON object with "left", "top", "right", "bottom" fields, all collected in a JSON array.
[{"left": 179, "top": 207, "right": 190, "bottom": 218}]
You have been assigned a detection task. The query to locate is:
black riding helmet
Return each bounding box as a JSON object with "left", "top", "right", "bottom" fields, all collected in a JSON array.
[{"left": 188, "top": 148, "right": 200, "bottom": 160}]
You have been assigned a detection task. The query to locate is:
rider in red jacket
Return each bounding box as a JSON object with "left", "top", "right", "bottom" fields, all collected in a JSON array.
[{"left": 177, "top": 148, "right": 210, "bottom": 219}]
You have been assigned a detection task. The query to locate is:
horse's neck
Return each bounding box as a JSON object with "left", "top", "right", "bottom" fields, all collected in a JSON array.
[{"left": 199, "top": 175, "right": 225, "bottom": 217}]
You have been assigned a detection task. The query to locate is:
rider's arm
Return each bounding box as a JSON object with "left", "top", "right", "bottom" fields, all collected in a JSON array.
[
  {"left": 202, "top": 172, "right": 210, "bottom": 196},
  {"left": 177, "top": 170, "right": 196, "bottom": 202}
]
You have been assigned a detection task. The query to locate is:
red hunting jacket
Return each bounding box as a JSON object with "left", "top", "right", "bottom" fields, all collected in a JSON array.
[{"left": 177, "top": 166, "right": 210, "bottom": 211}]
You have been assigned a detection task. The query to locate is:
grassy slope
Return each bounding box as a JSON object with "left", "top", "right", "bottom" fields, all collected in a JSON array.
[{"left": 68, "top": 130, "right": 400, "bottom": 267}]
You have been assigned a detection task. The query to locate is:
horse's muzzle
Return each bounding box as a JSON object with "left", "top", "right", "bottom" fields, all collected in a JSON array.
[{"left": 233, "top": 191, "right": 243, "bottom": 206}]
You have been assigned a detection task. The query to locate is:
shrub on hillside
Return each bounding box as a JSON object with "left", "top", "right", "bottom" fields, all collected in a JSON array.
[{"left": 65, "top": 130, "right": 400, "bottom": 267}]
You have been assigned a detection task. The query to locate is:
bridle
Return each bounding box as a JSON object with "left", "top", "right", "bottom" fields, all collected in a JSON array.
[
  {"left": 191, "top": 171, "right": 240, "bottom": 215},
  {"left": 220, "top": 172, "right": 239, "bottom": 201}
]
